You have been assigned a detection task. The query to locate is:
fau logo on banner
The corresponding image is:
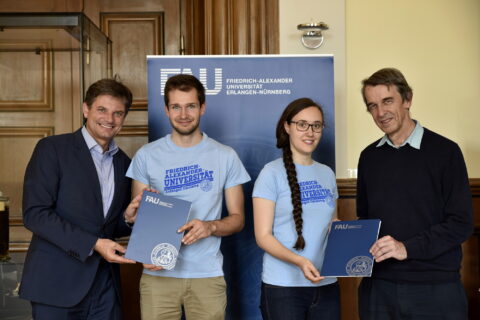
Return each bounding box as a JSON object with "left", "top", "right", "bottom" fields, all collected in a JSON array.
[
  {"left": 160, "top": 68, "right": 223, "bottom": 95},
  {"left": 148, "top": 55, "right": 334, "bottom": 320}
]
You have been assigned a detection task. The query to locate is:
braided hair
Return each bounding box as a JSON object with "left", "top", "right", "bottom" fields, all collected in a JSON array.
[{"left": 275, "top": 98, "right": 324, "bottom": 251}]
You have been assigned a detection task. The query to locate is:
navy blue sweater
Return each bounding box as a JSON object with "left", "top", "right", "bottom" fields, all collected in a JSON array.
[{"left": 357, "top": 128, "right": 473, "bottom": 282}]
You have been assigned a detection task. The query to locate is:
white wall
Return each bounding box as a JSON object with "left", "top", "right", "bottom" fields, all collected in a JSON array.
[
  {"left": 279, "top": 0, "right": 347, "bottom": 176},
  {"left": 280, "top": 0, "right": 480, "bottom": 178}
]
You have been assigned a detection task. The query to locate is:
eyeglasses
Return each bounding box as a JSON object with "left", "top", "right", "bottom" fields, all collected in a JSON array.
[{"left": 289, "top": 120, "right": 324, "bottom": 133}]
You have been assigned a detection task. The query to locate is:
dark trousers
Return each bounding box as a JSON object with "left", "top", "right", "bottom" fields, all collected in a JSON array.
[
  {"left": 358, "top": 277, "right": 468, "bottom": 320},
  {"left": 31, "top": 260, "right": 121, "bottom": 320},
  {"left": 260, "top": 282, "right": 340, "bottom": 320}
]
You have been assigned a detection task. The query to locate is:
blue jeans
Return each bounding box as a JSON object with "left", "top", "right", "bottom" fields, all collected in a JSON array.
[{"left": 260, "top": 282, "right": 340, "bottom": 320}]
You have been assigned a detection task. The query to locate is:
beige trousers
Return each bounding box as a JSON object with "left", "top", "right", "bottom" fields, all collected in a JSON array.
[{"left": 140, "top": 273, "right": 227, "bottom": 320}]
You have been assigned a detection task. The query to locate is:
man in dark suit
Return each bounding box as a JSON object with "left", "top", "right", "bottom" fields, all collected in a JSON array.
[{"left": 20, "top": 79, "right": 141, "bottom": 319}]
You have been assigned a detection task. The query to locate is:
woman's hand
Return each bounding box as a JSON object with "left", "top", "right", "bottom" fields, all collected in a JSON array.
[{"left": 296, "top": 256, "right": 324, "bottom": 283}]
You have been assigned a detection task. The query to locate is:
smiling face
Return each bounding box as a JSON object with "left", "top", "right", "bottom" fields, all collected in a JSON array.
[
  {"left": 284, "top": 106, "right": 324, "bottom": 161},
  {"left": 364, "top": 84, "right": 413, "bottom": 141},
  {"left": 83, "top": 94, "right": 127, "bottom": 151},
  {"left": 165, "top": 88, "right": 205, "bottom": 137}
]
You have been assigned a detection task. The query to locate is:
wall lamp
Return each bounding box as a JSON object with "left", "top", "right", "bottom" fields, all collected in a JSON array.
[{"left": 297, "top": 22, "right": 329, "bottom": 49}]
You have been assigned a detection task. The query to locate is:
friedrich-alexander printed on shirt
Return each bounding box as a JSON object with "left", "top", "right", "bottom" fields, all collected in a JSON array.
[
  {"left": 164, "top": 164, "right": 214, "bottom": 193},
  {"left": 299, "top": 180, "right": 336, "bottom": 208}
]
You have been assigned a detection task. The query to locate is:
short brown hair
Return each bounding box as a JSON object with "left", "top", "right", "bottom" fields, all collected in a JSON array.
[
  {"left": 164, "top": 74, "right": 206, "bottom": 107},
  {"left": 361, "top": 68, "right": 413, "bottom": 106},
  {"left": 84, "top": 79, "right": 133, "bottom": 114}
]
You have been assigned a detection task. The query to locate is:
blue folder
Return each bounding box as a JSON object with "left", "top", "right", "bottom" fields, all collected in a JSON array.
[
  {"left": 125, "top": 191, "right": 192, "bottom": 270},
  {"left": 321, "top": 219, "right": 381, "bottom": 277}
]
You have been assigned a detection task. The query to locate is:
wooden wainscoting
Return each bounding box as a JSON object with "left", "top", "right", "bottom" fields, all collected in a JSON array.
[{"left": 336, "top": 179, "right": 360, "bottom": 320}]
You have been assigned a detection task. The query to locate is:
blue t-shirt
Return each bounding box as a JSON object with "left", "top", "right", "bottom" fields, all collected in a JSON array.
[
  {"left": 253, "top": 158, "right": 338, "bottom": 287},
  {"left": 126, "top": 133, "right": 251, "bottom": 278}
]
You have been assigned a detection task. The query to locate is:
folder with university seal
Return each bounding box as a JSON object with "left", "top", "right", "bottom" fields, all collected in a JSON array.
[
  {"left": 321, "top": 219, "right": 381, "bottom": 277},
  {"left": 125, "top": 191, "right": 192, "bottom": 270}
]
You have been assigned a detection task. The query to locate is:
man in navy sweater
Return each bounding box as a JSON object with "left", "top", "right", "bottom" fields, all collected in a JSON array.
[{"left": 356, "top": 68, "right": 473, "bottom": 319}]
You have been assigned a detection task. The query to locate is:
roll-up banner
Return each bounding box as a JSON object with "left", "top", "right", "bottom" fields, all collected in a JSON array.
[{"left": 147, "top": 55, "right": 335, "bottom": 319}]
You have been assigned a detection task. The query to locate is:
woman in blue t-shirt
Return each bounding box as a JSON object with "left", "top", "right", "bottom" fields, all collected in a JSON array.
[{"left": 253, "top": 98, "right": 339, "bottom": 320}]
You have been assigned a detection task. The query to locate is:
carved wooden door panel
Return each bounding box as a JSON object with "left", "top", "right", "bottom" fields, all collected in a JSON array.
[
  {"left": 0, "top": 0, "right": 181, "bottom": 251},
  {"left": 0, "top": 25, "right": 83, "bottom": 249},
  {"left": 98, "top": 0, "right": 181, "bottom": 160}
]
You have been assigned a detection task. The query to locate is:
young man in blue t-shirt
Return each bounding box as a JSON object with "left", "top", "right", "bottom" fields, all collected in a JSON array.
[{"left": 127, "top": 74, "right": 250, "bottom": 320}]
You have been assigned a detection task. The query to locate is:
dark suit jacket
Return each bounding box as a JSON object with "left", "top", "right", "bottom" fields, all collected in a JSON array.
[{"left": 19, "top": 129, "right": 132, "bottom": 307}]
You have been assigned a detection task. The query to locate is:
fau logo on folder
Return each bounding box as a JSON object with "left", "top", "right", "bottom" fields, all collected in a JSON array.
[
  {"left": 321, "top": 219, "right": 381, "bottom": 277},
  {"left": 125, "top": 191, "right": 192, "bottom": 270}
]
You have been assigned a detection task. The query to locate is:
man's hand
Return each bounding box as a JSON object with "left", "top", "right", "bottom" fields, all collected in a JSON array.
[
  {"left": 124, "top": 188, "right": 159, "bottom": 224},
  {"left": 123, "top": 193, "right": 142, "bottom": 224},
  {"left": 370, "top": 235, "right": 407, "bottom": 262},
  {"left": 143, "top": 263, "right": 163, "bottom": 271},
  {"left": 178, "top": 219, "right": 216, "bottom": 245},
  {"left": 94, "top": 238, "right": 136, "bottom": 264}
]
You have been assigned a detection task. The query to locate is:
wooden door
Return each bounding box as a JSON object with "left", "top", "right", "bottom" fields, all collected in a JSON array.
[
  {"left": 95, "top": 0, "right": 181, "bottom": 159},
  {"left": 0, "top": 25, "right": 83, "bottom": 249},
  {"left": 0, "top": 0, "right": 181, "bottom": 249}
]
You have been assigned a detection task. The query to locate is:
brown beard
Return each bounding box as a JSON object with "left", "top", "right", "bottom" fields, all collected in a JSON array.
[{"left": 169, "top": 118, "right": 200, "bottom": 136}]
